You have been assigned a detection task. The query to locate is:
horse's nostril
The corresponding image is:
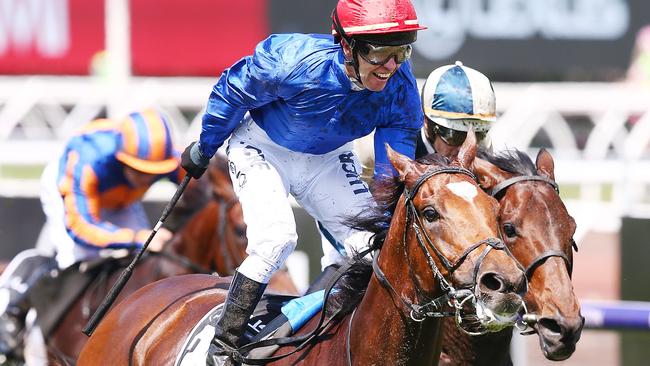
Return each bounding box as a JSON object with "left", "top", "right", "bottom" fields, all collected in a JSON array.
[
  {"left": 479, "top": 272, "right": 504, "bottom": 292},
  {"left": 235, "top": 226, "right": 247, "bottom": 237},
  {"left": 515, "top": 275, "right": 527, "bottom": 296},
  {"left": 538, "top": 317, "right": 562, "bottom": 335}
]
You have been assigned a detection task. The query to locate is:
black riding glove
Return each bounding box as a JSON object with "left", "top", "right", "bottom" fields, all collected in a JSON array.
[{"left": 181, "top": 141, "right": 210, "bottom": 179}]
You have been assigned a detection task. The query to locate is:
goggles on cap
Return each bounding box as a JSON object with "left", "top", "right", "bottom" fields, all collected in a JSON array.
[
  {"left": 356, "top": 42, "right": 413, "bottom": 66},
  {"left": 431, "top": 123, "right": 487, "bottom": 147}
]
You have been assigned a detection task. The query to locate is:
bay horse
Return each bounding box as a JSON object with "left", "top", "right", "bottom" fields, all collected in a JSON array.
[
  {"left": 438, "top": 148, "right": 583, "bottom": 365},
  {"left": 26, "top": 156, "right": 297, "bottom": 365},
  {"left": 78, "top": 135, "right": 528, "bottom": 366}
]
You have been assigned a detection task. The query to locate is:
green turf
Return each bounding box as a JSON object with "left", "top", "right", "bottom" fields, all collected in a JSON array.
[{"left": 0, "top": 165, "right": 45, "bottom": 179}]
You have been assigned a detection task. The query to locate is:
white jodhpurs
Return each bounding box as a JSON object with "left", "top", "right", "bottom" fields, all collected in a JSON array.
[{"left": 227, "top": 117, "right": 375, "bottom": 283}]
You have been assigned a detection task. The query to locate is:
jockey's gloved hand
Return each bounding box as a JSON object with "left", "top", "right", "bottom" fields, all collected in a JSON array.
[{"left": 181, "top": 141, "right": 210, "bottom": 179}]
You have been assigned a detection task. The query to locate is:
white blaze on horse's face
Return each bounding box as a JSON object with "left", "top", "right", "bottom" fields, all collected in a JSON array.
[{"left": 446, "top": 182, "right": 478, "bottom": 202}]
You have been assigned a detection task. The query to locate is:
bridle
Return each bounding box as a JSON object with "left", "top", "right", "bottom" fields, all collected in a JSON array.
[
  {"left": 372, "top": 166, "right": 518, "bottom": 328},
  {"left": 226, "top": 166, "right": 517, "bottom": 365},
  {"left": 490, "top": 175, "right": 576, "bottom": 278},
  {"left": 490, "top": 174, "right": 578, "bottom": 331}
]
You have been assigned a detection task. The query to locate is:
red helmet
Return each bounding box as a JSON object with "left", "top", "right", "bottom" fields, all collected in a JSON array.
[{"left": 332, "top": 0, "right": 427, "bottom": 44}]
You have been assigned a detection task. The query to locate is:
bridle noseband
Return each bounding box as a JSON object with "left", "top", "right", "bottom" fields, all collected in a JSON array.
[
  {"left": 491, "top": 174, "right": 578, "bottom": 331},
  {"left": 490, "top": 175, "right": 575, "bottom": 278},
  {"left": 373, "top": 166, "right": 516, "bottom": 324}
]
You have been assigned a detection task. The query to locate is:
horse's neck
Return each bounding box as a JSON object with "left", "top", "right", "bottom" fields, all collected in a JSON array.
[
  {"left": 441, "top": 317, "right": 513, "bottom": 366},
  {"left": 350, "top": 269, "right": 444, "bottom": 365}
]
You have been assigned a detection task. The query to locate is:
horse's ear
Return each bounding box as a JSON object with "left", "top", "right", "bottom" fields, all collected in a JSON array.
[
  {"left": 536, "top": 148, "right": 555, "bottom": 180},
  {"left": 472, "top": 157, "right": 503, "bottom": 190},
  {"left": 386, "top": 143, "right": 414, "bottom": 182},
  {"left": 457, "top": 127, "right": 477, "bottom": 169}
]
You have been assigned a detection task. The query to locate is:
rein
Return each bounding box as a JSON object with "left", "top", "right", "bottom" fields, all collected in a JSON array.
[
  {"left": 154, "top": 251, "right": 213, "bottom": 274},
  {"left": 372, "top": 166, "right": 517, "bottom": 329},
  {"left": 220, "top": 249, "right": 374, "bottom": 365},
  {"left": 221, "top": 166, "right": 518, "bottom": 363}
]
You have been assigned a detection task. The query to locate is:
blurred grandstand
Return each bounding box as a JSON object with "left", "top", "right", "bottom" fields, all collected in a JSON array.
[{"left": 1, "top": 1, "right": 650, "bottom": 365}]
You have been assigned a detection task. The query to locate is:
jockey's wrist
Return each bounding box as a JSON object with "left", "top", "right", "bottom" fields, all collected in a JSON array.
[{"left": 191, "top": 142, "right": 210, "bottom": 168}]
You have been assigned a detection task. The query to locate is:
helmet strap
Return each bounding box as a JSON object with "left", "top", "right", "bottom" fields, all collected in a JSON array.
[
  {"left": 342, "top": 40, "right": 364, "bottom": 89},
  {"left": 333, "top": 8, "right": 365, "bottom": 89}
]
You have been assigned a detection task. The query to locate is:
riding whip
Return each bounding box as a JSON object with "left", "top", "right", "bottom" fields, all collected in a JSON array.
[{"left": 82, "top": 174, "right": 192, "bottom": 336}]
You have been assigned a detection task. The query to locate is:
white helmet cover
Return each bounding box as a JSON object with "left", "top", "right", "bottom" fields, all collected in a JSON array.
[{"left": 421, "top": 61, "right": 496, "bottom": 133}]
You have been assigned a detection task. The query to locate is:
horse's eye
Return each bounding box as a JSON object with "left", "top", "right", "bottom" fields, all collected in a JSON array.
[
  {"left": 422, "top": 208, "right": 440, "bottom": 222},
  {"left": 502, "top": 223, "right": 517, "bottom": 238}
]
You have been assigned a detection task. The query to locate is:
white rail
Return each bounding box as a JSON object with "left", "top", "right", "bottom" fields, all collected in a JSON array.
[{"left": 1, "top": 77, "right": 649, "bottom": 236}]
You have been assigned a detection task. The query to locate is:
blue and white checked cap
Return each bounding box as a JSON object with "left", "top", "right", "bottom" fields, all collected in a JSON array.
[{"left": 421, "top": 61, "right": 496, "bottom": 133}]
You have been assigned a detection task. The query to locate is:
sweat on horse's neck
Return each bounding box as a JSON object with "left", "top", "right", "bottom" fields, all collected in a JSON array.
[
  {"left": 347, "top": 215, "right": 445, "bottom": 366},
  {"left": 350, "top": 269, "right": 444, "bottom": 365}
]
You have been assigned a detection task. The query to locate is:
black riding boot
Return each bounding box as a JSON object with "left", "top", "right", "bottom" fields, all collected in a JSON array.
[
  {"left": 0, "top": 252, "right": 56, "bottom": 357},
  {"left": 206, "top": 271, "right": 266, "bottom": 366}
]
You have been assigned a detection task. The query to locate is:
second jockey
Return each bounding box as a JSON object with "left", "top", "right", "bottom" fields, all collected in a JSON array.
[{"left": 0, "top": 109, "right": 182, "bottom": 357}]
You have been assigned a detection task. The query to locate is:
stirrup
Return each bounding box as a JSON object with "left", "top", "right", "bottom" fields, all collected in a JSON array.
[{"left": 207, "top": 338, "right": 241, "bottom": 366}]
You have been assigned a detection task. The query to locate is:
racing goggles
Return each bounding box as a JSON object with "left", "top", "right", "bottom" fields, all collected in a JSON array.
[
  {"left": 433, "top": 123, "right": 487, "bottom": 146},
  {"left": 356, "top": 42, "right": 413, "bottom": 66}
]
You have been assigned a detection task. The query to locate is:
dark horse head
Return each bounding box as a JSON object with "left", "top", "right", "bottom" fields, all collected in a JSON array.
[{"left": 472, "top": 148, "right": 584, "bottom": 361}]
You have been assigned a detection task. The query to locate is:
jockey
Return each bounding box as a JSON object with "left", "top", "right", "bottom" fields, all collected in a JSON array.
[
  {"left": 179, "top": 0, "right": 426, "bottom": 364},
  {"left": 417, "top": 60, "right": 496, "bottom": 158},
  {"left": 0, "top": 109, "right": 182, "bottom": 356},
  {"left": 317, "top": 61, "right": 498, "bottom": 287}
]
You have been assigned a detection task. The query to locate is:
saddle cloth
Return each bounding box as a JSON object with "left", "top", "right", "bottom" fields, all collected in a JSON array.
[{"left": 175, "top": 290, "right": 326, "bottom": 366}]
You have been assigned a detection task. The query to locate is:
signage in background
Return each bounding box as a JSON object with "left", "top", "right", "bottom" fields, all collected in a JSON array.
[
  {"left": 0, "top": 0, "right": 268, "bottom": 76},
  {"left": 131, "top": 0, "right": 268, "bottom": 76},
  {"left": 269, "top": 0, "right": 647, "bottom": 81},
  {"left": 0, "top": 0, "right": 103, "bottom": 74},
  {"left": 0, "top": 0, "right": 647, "bottom": 80}
]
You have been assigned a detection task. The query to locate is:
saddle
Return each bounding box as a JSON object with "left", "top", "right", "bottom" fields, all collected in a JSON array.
[
  {"left": 175, "top": 290, "right": 327, "bottom": 366},
  {"left": 28, "top": 255, "right": 133, "bottom": 338}
]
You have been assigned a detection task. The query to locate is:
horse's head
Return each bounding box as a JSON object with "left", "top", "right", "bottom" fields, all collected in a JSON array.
[
  {"left": 383, "top": 131, "right": 526, "bottom": 334},
  {"left": 473, "top": 148, "right": 583, "bottom": 360}
]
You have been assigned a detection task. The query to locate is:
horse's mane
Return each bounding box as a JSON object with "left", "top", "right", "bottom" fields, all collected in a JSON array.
[
  {"left": 477, "top": 147, "right": 537, "bottom": 176},
  {"left": 325, "top": 153, "right": 452, "bottom": 316}
]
